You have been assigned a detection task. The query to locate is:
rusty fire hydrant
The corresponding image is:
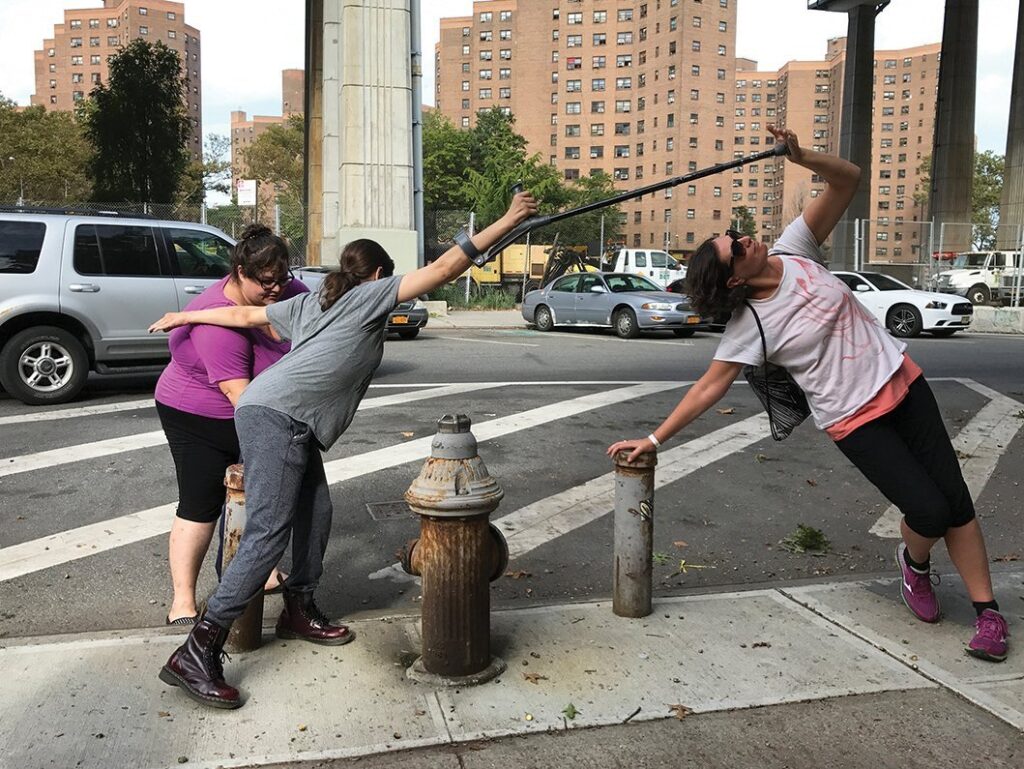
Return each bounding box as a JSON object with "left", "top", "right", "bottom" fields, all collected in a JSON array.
[
  {"left": 222, "top": 464, "right": 264, "bottom": 652},
  {"left": 401, "top": 414, "right": 509, "bottom": 686}
]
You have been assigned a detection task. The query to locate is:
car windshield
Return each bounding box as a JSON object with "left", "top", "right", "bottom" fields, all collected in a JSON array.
[
  {"left": 861, "top": 272, "right": 911, "bottom": 291},
  {"left": 952, "top": 253, "right": 989, "bottom": 268},
  {"left": 604, "top": 274, "right": 661, "bottom": 292}
]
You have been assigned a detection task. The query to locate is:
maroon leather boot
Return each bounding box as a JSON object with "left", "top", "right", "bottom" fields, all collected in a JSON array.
[
  {"left": 159, "top": 618, "right": 242, "bottom": 709},
  {"left": 276, "top": 590, "right": 355, "bottom": 646}
]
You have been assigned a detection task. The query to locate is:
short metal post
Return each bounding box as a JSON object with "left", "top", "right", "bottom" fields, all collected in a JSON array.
[
  {"left": 222, "top": 464, "right": 264, "bottom": 652},
  {"left": 612, "top": 450, "right": 657, "bottom": 618}
]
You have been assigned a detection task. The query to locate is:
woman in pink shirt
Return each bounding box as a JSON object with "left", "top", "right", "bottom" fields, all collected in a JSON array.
[{"left": 155, "top": 225, "right": 307, "bottom": 625}]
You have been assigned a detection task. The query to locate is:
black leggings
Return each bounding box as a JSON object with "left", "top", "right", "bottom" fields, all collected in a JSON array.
[
  {"left": 835, "top": 377, "right": 975, "bottom": 538},
  {"left": 156, "top": 401, "right": 240, "bottom": 524}
]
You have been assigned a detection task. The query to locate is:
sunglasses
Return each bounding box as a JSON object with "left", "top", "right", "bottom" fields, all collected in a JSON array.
[
  {"left": 250, "top": 269, "right": 294, "bottom": 291},
  {"left": 725, "top": 229, "right": 745, "bottom": 274}
]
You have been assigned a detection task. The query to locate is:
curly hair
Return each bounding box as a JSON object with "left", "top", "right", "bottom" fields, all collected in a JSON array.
[
  {"left": 230, "top": 224, "right": 290, "bottom": 282},
  {"left": 320, "top": 238, "right": 396, "bottom": 310},
  {"left": 685, "top": 237, "right": 749, "bottom": 319}
]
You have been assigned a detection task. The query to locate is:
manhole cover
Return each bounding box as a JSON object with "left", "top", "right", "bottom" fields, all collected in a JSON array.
[{"left": 366, "top": 500, "right": 415, "bottom": 521}]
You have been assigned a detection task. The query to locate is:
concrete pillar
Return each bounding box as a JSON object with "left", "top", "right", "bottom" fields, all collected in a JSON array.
[
  {"left": 928, "top": 0, "right": 979, "bottom": 254},
  {"left": 307, "top": 0, "right": 418, "bottom": 272},
  {"left": 997, "top": 0, "right": 1024, "bottom": 250},
  {"left": 305, "top": 0, "right": 324, "bottom": 266},
  {"left": 831, "top": 5, "right": 877, "bottom": 271}
]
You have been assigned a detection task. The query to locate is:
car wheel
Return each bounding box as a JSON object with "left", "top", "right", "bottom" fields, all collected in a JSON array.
[
  {"left": 534, "top": 305, "right": 554, "bottom": 332},
  {"left": 613, "top": 308, "right": 640, "bottom": 339},
  {"left": 929, "top": 329, "right": 957, "bottom": 338},
  {"left": 673, "top": 328, "right": 696, "bottom": 338},
  {"left": 0, "top": 326, "right": 90, "bottom": 406},
  {"left": 967, "top": 284, "right": 990, "bottom": 305},
  {"left": 886, "top": 304, "right": 923, "bottom": 338},
  {"left": 397, "top": 328, "right": 420, "bottom": 339}
]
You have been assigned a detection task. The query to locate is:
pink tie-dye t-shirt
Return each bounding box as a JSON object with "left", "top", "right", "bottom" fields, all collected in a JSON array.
[{"left": 714, "top": 215, "right": 906, "bottom": 430}]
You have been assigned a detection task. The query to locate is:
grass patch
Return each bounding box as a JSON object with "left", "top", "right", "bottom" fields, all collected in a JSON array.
[
  {"left": 429, "top": 283, "right": 518, "bottom": 311},
  {"left": 780, "top": 524, "right": 831, "bottom": 555}
]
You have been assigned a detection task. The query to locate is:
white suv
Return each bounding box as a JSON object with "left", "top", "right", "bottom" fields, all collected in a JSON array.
[{"left": 0, "top": 208, "right": 237, "bottom": 405}]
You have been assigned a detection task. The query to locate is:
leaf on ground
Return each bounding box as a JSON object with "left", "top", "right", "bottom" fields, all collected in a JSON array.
[
  {"left": 716, "top": 407, "right": 735, "bottom": 415},
  {"left": 157, "top": 711, "right": 171, "bottom": 718},
  {"left": 505, "top": 570, "right": 531, "bottom": 579},
  {"left": 562, "top": 703, "right": 580, "bottom": 720},
  {"left": 992, "top": 553, "right": 1020, "bottom": 563},
  {"left": 755, "top": 453, "right": 769, "bottom": 463},
  {"left": 668, "top": 704, "right": 693, "bottom": 720},
  {"left": 805, "top": 478, "right": 818, "bottom": 487},
  {"left": 780, "top": 524, "right": 831, "bottom": 555},
  {"left": 401, "top": 431, "right": 415, "bottom": 438},
  {"left": 672, "top": 540, "right": 689, "bottom": 549},
  {"left": 652, "top": 552, "right": 671, "bottom": 565},
  {"left": 752, "top": 641, "right": 772, "bottom": 649},
  {"left": 675, "top": 559, "right": 712, "bottom": 574},
  {"left": 523, "top": 672, "right": 548, "bottom": 684}
]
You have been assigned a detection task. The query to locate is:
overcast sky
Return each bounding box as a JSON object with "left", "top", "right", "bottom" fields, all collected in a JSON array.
[{"left": 0, "top": 0, "right": 1016, "bottom": 156}]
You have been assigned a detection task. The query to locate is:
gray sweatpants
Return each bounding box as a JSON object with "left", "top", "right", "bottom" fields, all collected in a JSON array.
[{"left": 205, "top": 405, "right": 333, "bottom": 627}]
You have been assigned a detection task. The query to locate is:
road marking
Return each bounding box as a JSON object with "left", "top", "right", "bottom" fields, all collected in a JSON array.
[
  {"left": 869, "top": 380, "right": 1024, "bottom": 538},
  {"left": 369, "top": 413, "right": 770, "bottom": 583},
  {"left": 440, "top": 336, "right": 540, "bottom": 348},
  {"left": 0, "top": 398, "right": 156, "bottom": 426},
  {"left": 0, "top": 382, "right": 684, "bottom": 581}
]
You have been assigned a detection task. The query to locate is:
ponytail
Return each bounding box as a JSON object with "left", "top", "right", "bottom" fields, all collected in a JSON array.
[
  {"left": 231, "top": 224, "right": 290, "bottom": 280},
  {"left": 320, "top": 238, "right": 396, "bottom": 310}
]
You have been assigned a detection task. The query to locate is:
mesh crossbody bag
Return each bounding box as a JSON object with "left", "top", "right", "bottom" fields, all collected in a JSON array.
[{"left": 742, "top": 300, "right": 811, "bottom": 441}]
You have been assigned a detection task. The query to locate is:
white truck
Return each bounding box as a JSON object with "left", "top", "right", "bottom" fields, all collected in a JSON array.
[
  {"left": 931, "top": 250, "right": 1023, "bottom": 305},
  {"left": 602, "top": 248, "right": 684, "bottom": 288}
]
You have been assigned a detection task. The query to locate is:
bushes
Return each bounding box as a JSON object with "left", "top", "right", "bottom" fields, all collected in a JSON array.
[{"left": 429, "top": 283, "right": 518, "bottom": 310}]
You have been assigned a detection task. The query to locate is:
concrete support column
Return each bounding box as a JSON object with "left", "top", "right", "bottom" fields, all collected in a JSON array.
[
  {"left": 997, "top": 0, "right": 1024, "bottom": 249},
  {"left": 305, "top": 0, "right": 324, "bottom": 265},
  {"left": 928, "top": 0, "right": 979, "bottom": 254},
  {"left": 831, "top": 5, "right": 877, "bottom": 271},
  {"left": 307, "top": 0, "right": 418, "bottom": 271}
]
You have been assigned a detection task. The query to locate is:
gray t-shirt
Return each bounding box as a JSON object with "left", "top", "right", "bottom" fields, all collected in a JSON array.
[{"left": 238, "top": 275, "right": 402, "bottom": 449}]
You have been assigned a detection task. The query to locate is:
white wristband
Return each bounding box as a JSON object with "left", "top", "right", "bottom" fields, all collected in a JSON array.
[{"left": 647, "top": 433, "right": 661, "bottom": 448}]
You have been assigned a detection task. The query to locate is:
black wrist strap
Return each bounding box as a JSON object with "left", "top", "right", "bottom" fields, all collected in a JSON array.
[{"left": 454, "top": 229, "right": 481, "bottom": 262}]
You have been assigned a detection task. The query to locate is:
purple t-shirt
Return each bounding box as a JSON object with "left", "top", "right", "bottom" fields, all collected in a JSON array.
[{"left": 155, "top": 277, "right": 308, "bottom": 419}]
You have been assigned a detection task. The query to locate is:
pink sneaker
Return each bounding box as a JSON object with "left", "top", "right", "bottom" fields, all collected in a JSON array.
[
  {"left": 967, "top": 609, "right": 1009, "bottom": 662},
  {"left": 896, "top": 543, "right": 941, "bottom": 623}
]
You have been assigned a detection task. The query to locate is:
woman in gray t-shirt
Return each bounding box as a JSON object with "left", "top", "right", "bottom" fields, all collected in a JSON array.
[{"left": 148, "top": 192, "right": 538, "bottom": 709}]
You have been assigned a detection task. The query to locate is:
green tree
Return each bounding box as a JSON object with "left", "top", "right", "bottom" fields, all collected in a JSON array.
[
  {"left": 241, "top": 113, "right": 305, "bottom": 250},
  {"left": 915, "top": 152, "right": 1004, "bottom": 249},
  {"left": 731, "top": 205, "right": 757, "bottom": 237},
  {"left": 83, "top": 39, "right": 192, "bottom": 203},
  {"left": 178, "top": 134, "right": 232, "bottom": 208},
  {"left": 422, "top": 110, "right": 473, "bottom": 210},
  {"left": 0, "top": 94, "right": 92, "bottom": 202}
]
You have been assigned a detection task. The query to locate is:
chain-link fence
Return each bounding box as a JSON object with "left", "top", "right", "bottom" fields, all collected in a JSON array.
[
  {"left": 855, "top": 218, "right": 935, "bottom": 288},
  {"left": 2, "top": 197, "right": 309, "bottom": 266},
  {"left": 424, "top": 208, "right": 471, "bottom": 263}
]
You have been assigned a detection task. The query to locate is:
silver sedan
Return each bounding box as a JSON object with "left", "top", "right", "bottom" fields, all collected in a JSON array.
[{"left": 521, "top": 272, "right": 709, "bottom": 338}]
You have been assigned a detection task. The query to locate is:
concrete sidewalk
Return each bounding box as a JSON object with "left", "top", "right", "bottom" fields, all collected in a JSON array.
[{"left": 1, "top": 570, "right": 1021, "bottom": 769}]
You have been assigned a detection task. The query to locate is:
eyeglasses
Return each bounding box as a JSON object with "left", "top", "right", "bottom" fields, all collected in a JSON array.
[
  {"left": 252, "top": 269, "right": 294, "bottom": 291},
  {"left": 725, "top": 229, "right": 745, "bottom": 274}
]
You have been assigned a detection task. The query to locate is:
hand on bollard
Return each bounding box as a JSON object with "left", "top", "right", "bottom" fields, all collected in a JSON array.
[{"left": 606, "top": 435, "right": 658, "bottom": 462}]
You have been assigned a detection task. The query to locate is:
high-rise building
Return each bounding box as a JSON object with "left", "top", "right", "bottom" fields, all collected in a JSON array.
[
  {"left": 31, "top": 0, "right": 202, "bottom": 159},
  {"left": 436, "top": 0, "right": 740, "bottom": 252},
  {"left": 230, "top": 70, "right": 306, "bottom": 180},
  {"left": 733, "top": 38, "right": 940, "bottom": 264}
]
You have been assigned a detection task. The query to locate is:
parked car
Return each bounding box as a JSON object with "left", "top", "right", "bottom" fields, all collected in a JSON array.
[
  {"left": 293, "top": 266, "right": 429, "bottom": 339},
  {"left": 832, "top": 270, "right": 973, "bottom": 338},
  {"left": 0, "top": 208, "right": 243, "bottom": 405},
  {"left": 665, "top": 277, "right": 731, "bottom": 330},
  {"left": 521, "top": 271, "right": 708, "bottom": 338}
]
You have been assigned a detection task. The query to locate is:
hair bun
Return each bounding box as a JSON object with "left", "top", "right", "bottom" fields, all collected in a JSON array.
[{"left": 239, "top": 224, "right": 273, "bottom": 242}]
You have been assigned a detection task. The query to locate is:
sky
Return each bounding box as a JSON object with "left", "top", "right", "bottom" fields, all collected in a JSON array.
[{"left": 0, "top": 0, "right": 1017, "bottom": 156}]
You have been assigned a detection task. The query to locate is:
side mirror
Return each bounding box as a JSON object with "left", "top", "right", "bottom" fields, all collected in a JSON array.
[
  {"left": 589, "top": 284, "right": 607, "bottom": 293},
  {"left": 669, "top": 262, "right": 682, "bottom": 270},
  {"left": 855, "top": 284, "right": 871, "bottom": 292}
]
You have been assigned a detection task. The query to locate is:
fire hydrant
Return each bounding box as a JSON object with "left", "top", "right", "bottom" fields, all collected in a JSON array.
[{"left": 401, "top": 414, "right": 509, "bottom": 686}]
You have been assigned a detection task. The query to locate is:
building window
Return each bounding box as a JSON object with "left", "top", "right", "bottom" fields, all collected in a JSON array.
[
  {"left": 593, "top": 33, "right": 607, "bottom": 46},
  {"left": 591, "top": 124, "right": 605, "bottom": 136},
  {"left": 499, "top": 68, "right": 511, "bottom": 79},
  {"left": 593, "top": 56, "right": 606, "bottom": 69},
  {"left": 72, "top": 73, "right": 83, "bottom": 83},
  {"left": 693, "top": 16, "right": 702, "bottom": 28},
  {"left": 500, "top": 49, "right": 511, "bottom": 60},
  {"left": 480, "top": 30, "right": 492, "bottom": 42},
  {"left": 567, "top": 57, "right": 581, "bottom": 70},
  {"left": 565, "top": 147, "right": 581, "bottom": 160},
  {"left": 617, "top": 32, "right": 633, "bottom": 45},
  {"left": 618, "top": 9, "right": 633, "bottom": 22},
  {"left": 566, "top": 125, "right": 581, "bottom": 137},
  {"left": 616, "top": 77, "right": 632, "bottom": 90},
  {"left": 592, "top": 78, "right": 606, "bottom": 91},
  {"left": 567, "top": 35, "right": 582, "bottom": 47},
  {"left": 91, "top": 55, "right": 101, "bottom": 64},
  {"left": 138, "top": 7, "right": 148, "bottom": 15},
  {"left": 139, "top": 26, "right": 149, "bottom": 35},
  {"left": 480, "top": 51, "right": 492, "bottom": 61},
  {"left": 500, "top": 29, "right": 511, "bottom": 40},
  {"left": 500, "top": 10, "right": 512, "bottom": 22},
  {"left": 461, "top": 81, "right": 470, "bottom": 91},
  {"left": 566, "top": 102, "right": 581, "bottom": 114},
  {"left": 107, "top": 18, "right": 117, "bottom": 28},
  {"left": 479, "top": 88, "right": 492, "bottom": 99},
  {"left": 591, "top": 101, "right": 606, "bottom": 113},
  {"left": 462, "top": 45, "right": 469, "bottom": 55},
  {"left": 70, "top": 19, "right": 82, "bottom": 29},
  {"left": 616, "top": 55, "right": 632, "bottom": 68},
  {"left": 70, "top": 37, "right": 83, "bottom": 47},
  {"left": 479, "top": 11, "right": 492, "bottom": 22},
  {"left": 168, "top": 30, "right": 176, "bottom": 40},
  {"left": 615, "top": 100, "right": 631, "bottom": 113},
  {"left": 71, "top": 55, "right": 83, "bottom": 65},
  {"left": 89, "top": 37, "right": 100, "bottom": 47},
  {"left": 479, "top": 69, "right": 492, "bottom": 79}
]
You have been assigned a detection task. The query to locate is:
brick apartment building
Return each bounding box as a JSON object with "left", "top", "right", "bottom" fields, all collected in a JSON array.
[
  {"left": 436, "top": 1, "right": 939, "bottom": 264},
  {"left": 31, "top": 0, "right": 202, "bottom": 160},
  {"left": 230, "top": 69, "right": 306, "bottom": 180}
]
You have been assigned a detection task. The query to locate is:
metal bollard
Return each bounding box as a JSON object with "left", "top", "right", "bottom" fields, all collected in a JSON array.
[
  {"left": 612, "top": 450, "right": 657, "bottom": 618},
  {"left": 400, "top": 414, "right": 509, "bottom": 686},
  {"left": 222, "top": 464, "right": 264, "bottom": 652}
]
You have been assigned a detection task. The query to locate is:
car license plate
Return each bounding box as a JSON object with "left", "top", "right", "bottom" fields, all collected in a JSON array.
[
  {"left": 391, "top": 315, "right": 409, "bottom": 324},
  {"left": 686, "top": 315, "right": 700, "bottom": 324}
]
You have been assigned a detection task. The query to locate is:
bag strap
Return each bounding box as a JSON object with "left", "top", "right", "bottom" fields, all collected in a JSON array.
[{"left": 744, "top": 299, "right": 774, "bottom": 427}]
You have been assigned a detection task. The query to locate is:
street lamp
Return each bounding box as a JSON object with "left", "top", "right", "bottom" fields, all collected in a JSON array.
[{"left": 4, "top": 156, "right": 24, "bottom": 206}]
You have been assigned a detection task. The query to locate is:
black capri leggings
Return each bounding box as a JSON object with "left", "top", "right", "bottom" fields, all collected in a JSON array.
[
  {"left": 835, "top": 376, "right": 974, "bottom": 538},
  {"left": 156, "top": 401, "right": 241, "bottom": 524}
]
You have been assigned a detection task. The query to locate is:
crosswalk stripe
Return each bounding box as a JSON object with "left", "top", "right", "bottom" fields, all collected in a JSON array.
[
  {"left": 869, "top": 379, "right": 1024, "bottom": 538},
  {"left": 0, "top": 382, "right": 685, "bottom": 582},
  {"left": 0, "top": 398, "right": 156, "bottom": 426}
]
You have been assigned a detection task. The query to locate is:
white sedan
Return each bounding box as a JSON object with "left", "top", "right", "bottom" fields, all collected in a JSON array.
[{"left": 833, "top": 271, "right": 973, "bottom": 338}]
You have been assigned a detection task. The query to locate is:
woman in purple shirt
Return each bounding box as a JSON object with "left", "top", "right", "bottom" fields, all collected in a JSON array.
[{"left": 155, "top": 225, "right": 307, "bottom": 625}]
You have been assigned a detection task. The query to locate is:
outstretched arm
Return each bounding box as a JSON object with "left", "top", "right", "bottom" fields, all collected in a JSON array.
[
  {"left": 606, "top": 360, "right": 744, "bottom": 461},
  {"left": 768, "top": 124, "right": 860, "bottom": 245},
  {"left": 397, "top": 192, "right": 538, "bottom": 303},
  {"left": 149, "top": 305, "right": 269, "bottom": 334}
]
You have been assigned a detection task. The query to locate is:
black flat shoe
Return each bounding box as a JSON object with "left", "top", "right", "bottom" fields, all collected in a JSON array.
[{"left": 166, "top": 614, "right": 198, "bottom": 626}]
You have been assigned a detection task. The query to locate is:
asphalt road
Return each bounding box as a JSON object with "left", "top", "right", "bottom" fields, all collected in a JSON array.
[{"left": 1, "top": 328, "right": 1022, "bottom": 639}]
